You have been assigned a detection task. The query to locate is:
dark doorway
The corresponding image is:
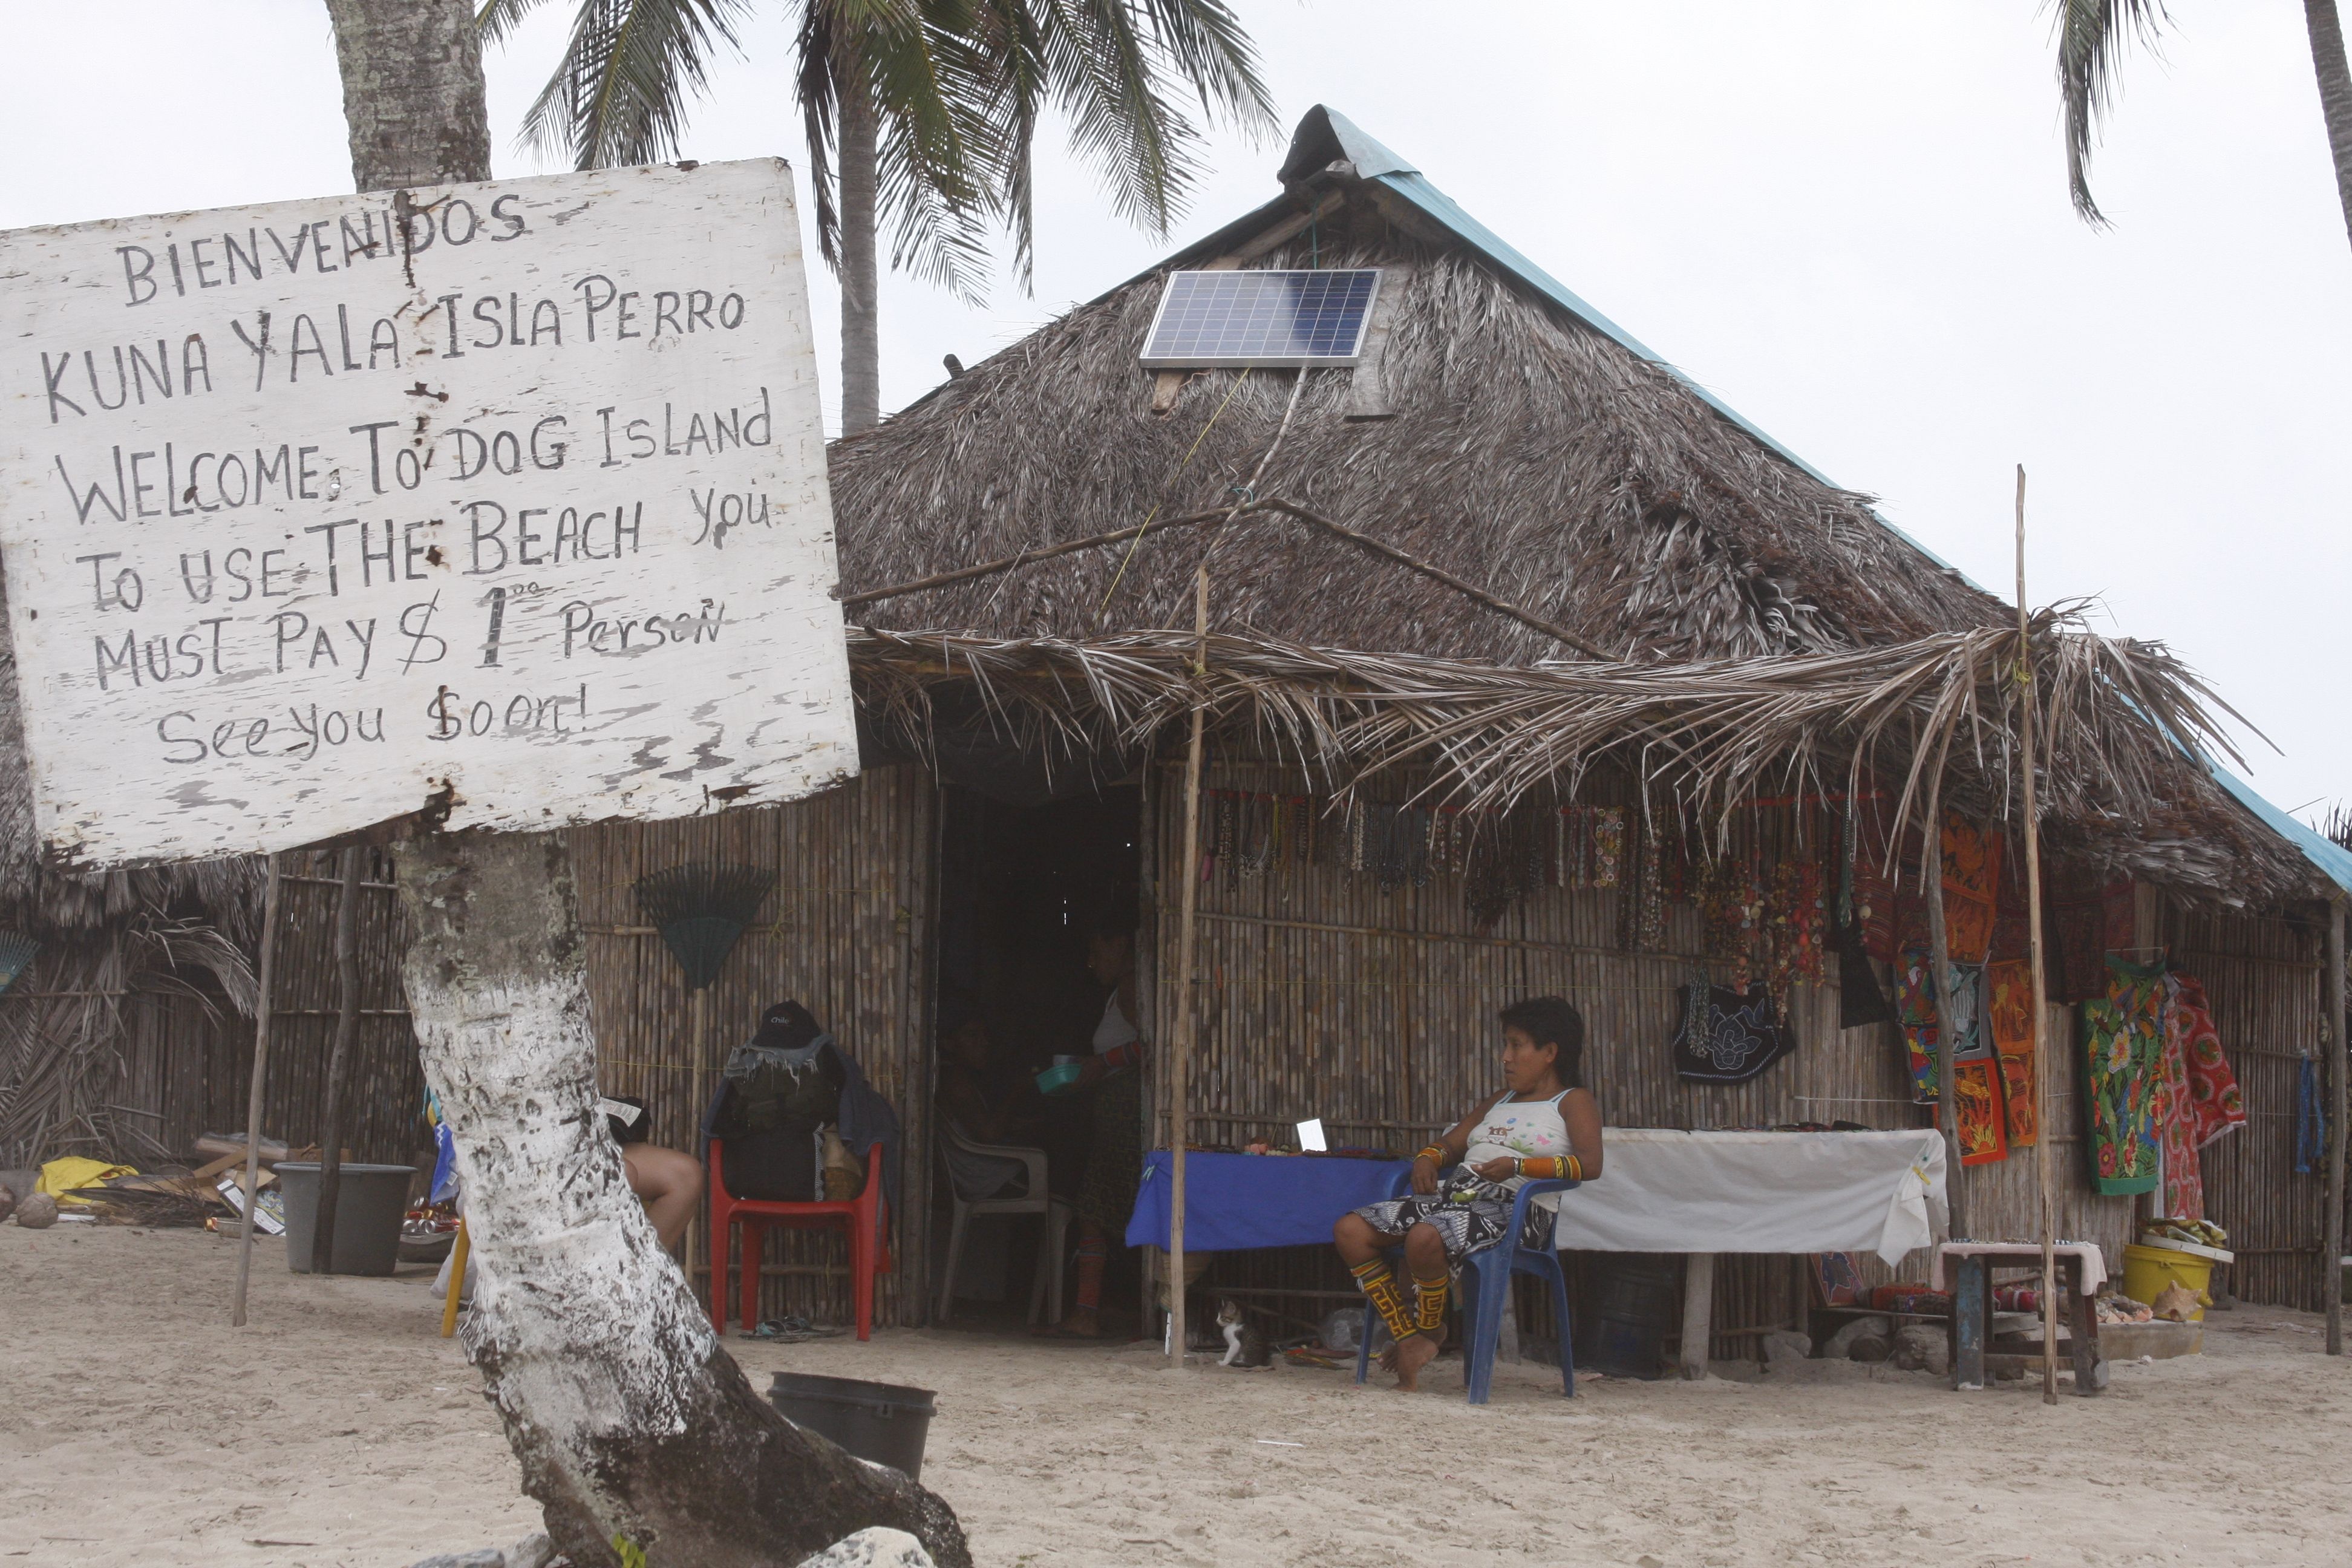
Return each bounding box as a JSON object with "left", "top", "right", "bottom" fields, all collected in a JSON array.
[{"left": 930, "top": 785, "right": 1142, "bottom": 1331}]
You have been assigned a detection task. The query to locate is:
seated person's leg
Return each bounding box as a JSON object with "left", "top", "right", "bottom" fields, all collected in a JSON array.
[
  {"left": 1394, "top": 1221, "right": 1449, "bottom": 1390},
  {"left": 1335, "top": 1212, "right": 1417, "bottom": 1356},
  {"left": 622, "top": 1143, "right": 705, "bottom": 1250}
]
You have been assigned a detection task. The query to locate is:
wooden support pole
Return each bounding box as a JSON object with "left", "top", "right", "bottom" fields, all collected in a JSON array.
[
  {"left": 311, "top": 844, "right": 365, "bottom": 1275},
  {"left": 1166, "top": 569, "right": 1207, "bottom": 1368},
  {"left": 1679, "top": 1252, "right": 1714, "bottom": 1380},
  {"left": 2014, "top": 464, "right": 2062, "bottom": 1403},
  {"left": 232, "top": 855, "right": 284, "bottom": 1327},
  {"left": 2327, "top": 895, "right": 2346, "bottom": 1357},
  {"left": 1922, "top": 786, "right": 1966, "bottom": 1241},
  {"left": 1165, "top": 368, "right": 1310, "bottom": 1368}
]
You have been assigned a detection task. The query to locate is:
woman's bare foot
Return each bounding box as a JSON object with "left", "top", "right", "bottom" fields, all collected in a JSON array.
[{"left": 1393, "top": 1332, "right": 1439, "bottom": 1391}]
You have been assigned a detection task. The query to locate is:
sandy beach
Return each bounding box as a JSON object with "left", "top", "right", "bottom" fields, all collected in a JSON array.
[{"left": 5, "top": 1224, "right": 2349, "bottom": 1567}]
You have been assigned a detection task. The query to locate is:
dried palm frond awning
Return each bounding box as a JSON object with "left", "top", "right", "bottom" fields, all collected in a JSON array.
[{"left": 850, "top": 609, "right": 2310, "bottom": 904}]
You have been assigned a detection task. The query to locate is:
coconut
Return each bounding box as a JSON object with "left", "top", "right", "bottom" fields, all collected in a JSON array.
[{"left": 16, "top": 1191, "right": 59, "bottom": 1229}]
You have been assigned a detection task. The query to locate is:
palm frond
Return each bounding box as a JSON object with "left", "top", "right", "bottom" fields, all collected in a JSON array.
[
  {"left": 512, "top": 0, "right": 756, "bottom": 170},
  {"left": 2053, "top": 0, "right": 2171, "bottom": 226},
  {"left": 849, "top": 610, "right": 2313, "bottom": 904}
]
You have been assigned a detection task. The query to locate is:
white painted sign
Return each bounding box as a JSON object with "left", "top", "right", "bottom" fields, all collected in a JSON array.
[{"left": 0, "top": 160, "right": 856, "bottom": 867}]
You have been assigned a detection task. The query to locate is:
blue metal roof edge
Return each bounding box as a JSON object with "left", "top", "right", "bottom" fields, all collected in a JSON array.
[
  {"left": 2200, "top": 757, "right": 2352, "bottom": 900},
  {"left": 1302, "top": 107, "right": 1975, "bottom": 587}
]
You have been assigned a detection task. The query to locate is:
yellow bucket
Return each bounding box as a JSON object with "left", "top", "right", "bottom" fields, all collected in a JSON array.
[{"left": 2122, "top": 1243, "right": 2215, "bottom": 1321}]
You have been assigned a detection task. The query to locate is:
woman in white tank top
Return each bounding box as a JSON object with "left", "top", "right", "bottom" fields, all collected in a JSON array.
[{"left": 1333, "top": 996, "right": 1602, "bottom": 1391}]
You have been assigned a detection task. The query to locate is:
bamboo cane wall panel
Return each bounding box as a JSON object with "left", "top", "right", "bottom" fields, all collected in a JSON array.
[
  {"left": 2159, "top": 899, "right": 2334, "bottom": 1312},
  {"left": 1145, "top": 763, "right": 2212, "bottom": 1357},
  {"left": 136, "top": 848, "right": 424, "bottom": 1168},
  {"left": 567, "top": 765, "right": 936, "bottom": 1330}
]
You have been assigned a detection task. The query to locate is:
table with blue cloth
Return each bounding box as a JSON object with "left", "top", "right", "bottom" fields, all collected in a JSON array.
[{"left": 1123, "top": 1149, "right": 1410, "bottom": 1251}]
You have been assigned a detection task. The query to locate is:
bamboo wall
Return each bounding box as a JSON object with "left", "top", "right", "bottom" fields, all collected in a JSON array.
[
  {"left": 569, "top": 764, "right": 938, "bottom": 1328},
  {"left": 101, "top": 848, "right": 422, "bottom": 1169},
  {"left": 2160, "top": 898, "right": 2339, "bottom": 1312},
  {"left": 1142, "top": 762, "right": 2350, "bottom": 1354}
]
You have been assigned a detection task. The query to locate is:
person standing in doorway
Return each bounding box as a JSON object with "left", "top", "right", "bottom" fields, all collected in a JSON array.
[{"left": 1040, "top": 914, "right": 1148, "bottom": 1337}]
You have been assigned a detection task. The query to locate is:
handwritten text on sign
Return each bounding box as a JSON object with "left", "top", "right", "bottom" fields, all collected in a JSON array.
[{"left": 0, "top": 160, "right": 856, "bottom": 866}]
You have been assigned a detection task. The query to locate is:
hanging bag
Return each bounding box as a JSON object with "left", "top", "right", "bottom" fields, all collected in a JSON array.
[{"left": 1672, "top": 976, "right": 1798, "bottom": 1084}]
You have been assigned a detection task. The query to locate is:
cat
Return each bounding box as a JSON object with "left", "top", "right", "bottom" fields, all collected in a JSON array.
[{"left": 1217, "top": 1297, "right": 1269, "bottom": 1368}]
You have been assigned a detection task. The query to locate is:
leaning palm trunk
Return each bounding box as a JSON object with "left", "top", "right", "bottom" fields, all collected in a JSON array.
[
  {"left": 837, "top": 84, "right": 883, "bottom": 436},
  {"left": 2308, "top": 0, "right": 2352, "bottom": 253},
  {"left": 326, "top": 4, "right": 969, "bottom": 1563}
]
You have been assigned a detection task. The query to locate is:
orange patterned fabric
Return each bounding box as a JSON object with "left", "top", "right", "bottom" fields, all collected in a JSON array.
[
  {"left": 1939, "top": 814, "right": 2000, "bottom": 965},
  {"left": 1953, "top": 1059, "right": 2009, "bottom": 1166},
  {"left": 1987, "top": 959, "right": 2039, "bottom": 1148}
]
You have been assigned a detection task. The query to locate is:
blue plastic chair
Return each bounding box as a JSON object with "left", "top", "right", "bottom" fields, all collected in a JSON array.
[{"left": 1351, "top": 1168, "right": 1578, "bottom": 1403}]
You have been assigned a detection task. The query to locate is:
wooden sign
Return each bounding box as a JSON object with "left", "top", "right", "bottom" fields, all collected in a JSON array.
[{"left": 0, "top": 160, "right": 855, "bottom": 867}]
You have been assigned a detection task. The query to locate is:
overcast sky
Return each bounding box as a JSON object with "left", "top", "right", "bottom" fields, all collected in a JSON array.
[{"left": 3, "top": 1, "right": 2346, "bottom": 828}]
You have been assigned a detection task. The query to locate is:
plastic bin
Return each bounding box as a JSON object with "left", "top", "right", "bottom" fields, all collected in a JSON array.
[
  {"left": 769, "top": 1372, "right": 936, "bottom": 1480},
  {"left": 2122, "top": 1242, "right": 2215, "bottom": 1321},
  {"left": 1578, "top": 1253, "right": 1680, "bottom": 1379},
  {"left": 275, "top": 1162, "right": 416, "bottom": 1276}
]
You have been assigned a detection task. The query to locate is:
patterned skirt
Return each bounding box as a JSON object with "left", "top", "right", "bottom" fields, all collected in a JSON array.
[
  {"left": 1350, "top": 1171, "right": 1554, "bottom": 1266},
  {"left": 1074, "top": 1068, "right": 1144, "bottom": 1232}
]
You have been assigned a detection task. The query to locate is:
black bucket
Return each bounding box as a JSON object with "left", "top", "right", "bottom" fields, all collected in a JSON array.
[
  {"left": 1579, "top": 1253, "right": 1682, "bottom": 1380},
  {"left": 768, "top": 1372, "right": 937, "bottom": 1480},
  {"left": 275, "top": 1162, "right": 417, "bottom": 1276}
]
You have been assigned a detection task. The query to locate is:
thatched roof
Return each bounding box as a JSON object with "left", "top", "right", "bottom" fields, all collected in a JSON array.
[
  {"left": 832, "top": 114, "right": 1999, "bottom": 664},
  {"left": 850, "top": 614, "right": 2314, "bottom": 903},
  {"left": 834, "top": 108, "right": 2342, "bottom": 907}
]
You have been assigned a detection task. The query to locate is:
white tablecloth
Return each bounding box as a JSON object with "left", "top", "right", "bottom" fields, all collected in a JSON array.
[{"left": 1543, "top": 1128, "right": 1949, "bottom": 1266}]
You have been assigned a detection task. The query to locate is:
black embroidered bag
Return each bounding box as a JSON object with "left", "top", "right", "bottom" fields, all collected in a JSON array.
[{"left": 1671, "top": 978, "right": 1797, "bottom": 1083}]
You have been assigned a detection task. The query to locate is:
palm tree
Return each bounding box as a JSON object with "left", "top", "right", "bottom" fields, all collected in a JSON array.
[
  {"left": 2057, "top": 0, "right": 2352, "bottom": 253},
  {"left": 480, "top": 0, "right": 1278, "bottom": 434},
  {"left": 320, "top": 2, "right": 971, "bottom": 1562}
]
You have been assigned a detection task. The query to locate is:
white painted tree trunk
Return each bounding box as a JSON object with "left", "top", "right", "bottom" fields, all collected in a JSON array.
[
  {"left": 323, "top": 5, "right": 968, "bottom": 1561},
  {"left": 393, "top": 832, "right": 969, "bottom": 1567}
]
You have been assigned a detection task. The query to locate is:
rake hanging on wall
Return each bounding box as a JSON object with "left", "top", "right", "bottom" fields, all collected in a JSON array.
[{"left": 634, "top": 863, "right": 779, "bottom": 990}]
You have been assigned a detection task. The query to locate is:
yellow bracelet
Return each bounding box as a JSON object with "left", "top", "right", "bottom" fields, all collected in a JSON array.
[{"left": 1414, "top": 1144, "right": 1446, "bottom": 1166}]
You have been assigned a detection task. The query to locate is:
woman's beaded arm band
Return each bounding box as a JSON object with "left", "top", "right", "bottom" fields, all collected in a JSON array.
[
  {"left": 1413, "top": 1143, "right": 1448, "bottom": 1166},
  {"left": 1514, "top": 1155, "right": 1584, "bottom": 1181}
]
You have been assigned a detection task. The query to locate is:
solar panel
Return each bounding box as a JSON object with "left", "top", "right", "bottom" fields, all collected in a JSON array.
[{"left": 1140, "top": 268, "right": 1383, "bottom": 368}]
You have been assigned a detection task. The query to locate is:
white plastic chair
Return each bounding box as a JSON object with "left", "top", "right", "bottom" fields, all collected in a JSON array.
[{"left": 935, "top": 1119, "right": 1070, "bottom": 1325}]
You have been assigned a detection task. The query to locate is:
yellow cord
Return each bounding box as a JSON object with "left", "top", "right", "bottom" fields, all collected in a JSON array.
[{"left": 1092, "top": 368, "right": 1253, "bottom": 626}]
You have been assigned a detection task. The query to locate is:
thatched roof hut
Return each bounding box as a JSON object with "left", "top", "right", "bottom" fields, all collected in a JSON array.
[
  {"left": 0, "top": 576, "right": 258, "bottom": 1168},
  {"left": 832, "top": 106, "right": 2347, "bottom": 912}
]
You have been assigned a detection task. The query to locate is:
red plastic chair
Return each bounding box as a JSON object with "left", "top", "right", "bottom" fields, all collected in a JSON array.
[{"left": 708, "top": 1139, "right": 893, "bottom": 1342}]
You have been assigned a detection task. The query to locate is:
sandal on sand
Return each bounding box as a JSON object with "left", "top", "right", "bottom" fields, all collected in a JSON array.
[{"left": 747, "top": 1315, "right": 844, "bottom": 1343}]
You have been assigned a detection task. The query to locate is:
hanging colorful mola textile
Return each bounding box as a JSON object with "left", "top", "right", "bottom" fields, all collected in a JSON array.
[
  {"left": 2154, "top": 973, "right": 2203, "bottom": 1220},
  {"left": 2080, "top": 956, "right": 2167, "bottom": 1197},
  {"left": 1896, "top": 947, "right": 1940, "bottom": 1105},
  {"left": 1985, "top": 959, "right": 2039, "bottom": 1147},
  {"left": 2295, "top": 1057, "right": 2327, "bottom": 1175},
  {"left": 2169, "top": 973, "right": 2246, "bottom": 1148},
  {"left": 1952, "top": 1059, "right": 2009, "bottom": 1166},
  {"left": 1939, "top": 813, "right": 1999, "bottom": 965}
]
